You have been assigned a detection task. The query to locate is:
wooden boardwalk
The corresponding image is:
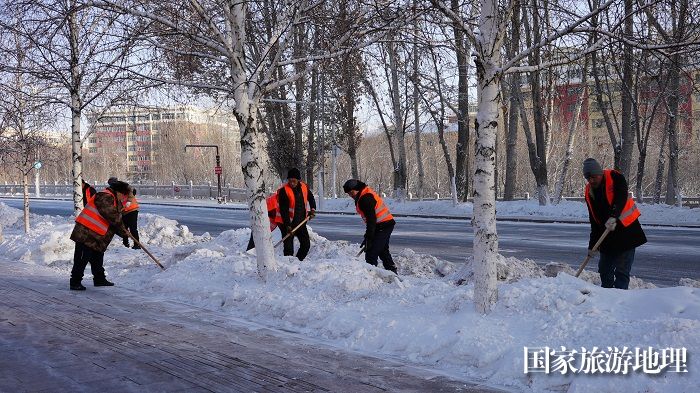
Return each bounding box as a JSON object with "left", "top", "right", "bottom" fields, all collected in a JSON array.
[{"left": 0, "top": 263, "right": 507, "bottom": 393}]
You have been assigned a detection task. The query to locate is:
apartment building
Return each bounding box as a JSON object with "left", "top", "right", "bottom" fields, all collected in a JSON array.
[{"left": 85, "top": 106, "right": 238, "bottom": 181}]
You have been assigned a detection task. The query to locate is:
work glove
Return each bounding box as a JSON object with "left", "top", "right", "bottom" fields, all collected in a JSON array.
[
  {"left": 587, "top": 249, "right": 598, "bottom": 259},
  {"left": 605, "top": 217, "right": 617, "bottom": 232},
  {"left": 308, "top": 209, "right": 316, "bottom": 219},
  {"left": 285, "top": 225, "right": 293, "bottom": 234}
]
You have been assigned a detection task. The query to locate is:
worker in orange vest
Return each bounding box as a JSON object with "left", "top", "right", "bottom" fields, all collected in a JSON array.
[
  {"left": 246, "top": 193, "right": 281, "bottom": 251},
  {"left": 277, "top": 168, "right": 316, "bottom": 261},
  {"left": 583, "top": 158, "right": 646, "bottom": 289},
  {"left": 121, "top": 187, "right": 140, "bottom": 249},
  {"left": 69, "top": 180, "right": 131, "bottom": 290},
  {"left": 343, "top": 179, "right": 398, "bottom": 274}
]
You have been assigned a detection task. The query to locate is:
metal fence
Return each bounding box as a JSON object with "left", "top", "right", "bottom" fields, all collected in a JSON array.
[
  {"left": 0, "top": 182, "right": 698, "bottom": 208},
  {"left": 0, "top": 182, "right": 248, "bottom": 203}
]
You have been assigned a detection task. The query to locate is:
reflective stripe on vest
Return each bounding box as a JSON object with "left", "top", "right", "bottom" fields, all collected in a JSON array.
[
  {"left": 585, "top": 169, "right": 640, "bottom": 227},
  {"left": 356, "top": 187, "right": 394, "bottom": 224},
  {"left": 281, "top": 182, "right": 309, "bottom": 222},
  {"left": 75, "top": 190, "right": 117, "bottom": 235}
]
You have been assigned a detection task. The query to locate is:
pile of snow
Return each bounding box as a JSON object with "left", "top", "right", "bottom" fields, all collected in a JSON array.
[
  {"left": 0, "top": 201, "right": 22, "bottom": 227},
  {"left": 137, "top": 213, "right": 206, "bottom": 247},
  {"left": 1, "top": 201, "right": 698, "bottom": 392}
]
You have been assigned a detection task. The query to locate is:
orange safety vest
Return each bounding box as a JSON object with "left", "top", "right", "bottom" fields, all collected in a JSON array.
[
  {"left": 266, "top": 193, "right": 279, "bottom": 230},
  {"left": 356, "top": 187, "right": 394, "bottom": 224},
  {"left": 585, "top": 169, "right": 641, "bottom": 227},
  {"left": 75, "top": 189, "right": 117, "bottom": 236},
  {"left": 83, "top": 184, "right": 96, "bottom": 205},
  {"left": 277, "top": 182, "right": 309, "bottom": 223},
  {"left": 123, "top": 196, "right": 139, "bottom": 213}
]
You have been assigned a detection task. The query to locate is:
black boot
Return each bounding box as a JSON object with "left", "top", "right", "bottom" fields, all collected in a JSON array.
[
  {"left": 123, "top": 239, "right": 130, "bottom": 248},
  {"left": 70, "top": 282, "right": 86, "bottom": 290},
  {"left": 132, "top": 244, "right": 141, "bottom": 250},
  {"left": 94, "top": 278, "right": 114, "bottom": 287}
]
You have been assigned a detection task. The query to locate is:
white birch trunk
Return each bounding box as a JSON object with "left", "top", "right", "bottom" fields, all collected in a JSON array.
[
  {"left": 71, "top": 107, "right": 84, "bottom": 213},
  {"left": 23, "top": 173, "right": 30, "bottom": 233},
  {"left": 230, "top": 4, "right": 275, "bottom": 279},
  {"left": 472, "top": 0, "right": 501, "bottom": 314}
]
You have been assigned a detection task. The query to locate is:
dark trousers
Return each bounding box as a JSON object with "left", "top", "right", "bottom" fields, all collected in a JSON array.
[
  {"left": 122, "top": 211, "right": 139, "bottom": 245},
  {"left": 70, "top": 242, "right": 106, "bottom": 284},
  {"left": 598, "top": 248, "right": 636, "bottom": 289},
  {"left": 246, "top": 226, "right": 280, "bottom": 251},
  {"left": 366, "top": 222, "right": 397, "bottom": 273},
  {"left": 280, "top": 224, "right": 310, "bottom": 261}
]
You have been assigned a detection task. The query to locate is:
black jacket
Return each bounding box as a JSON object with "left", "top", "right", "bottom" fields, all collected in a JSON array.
[
  {"left": 354, "top": 185, "right": 395, "bottom": 240},
  {"left": 277, "top": 182, "right": 316, "bottom": 226},
  {"left": 587, "top": 170, "right": 647, "bottom": 254}
]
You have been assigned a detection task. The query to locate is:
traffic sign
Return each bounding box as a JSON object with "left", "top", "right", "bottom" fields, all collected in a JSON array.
[{"left": 214, "top": 166, "right": 222, "bottom": 174}]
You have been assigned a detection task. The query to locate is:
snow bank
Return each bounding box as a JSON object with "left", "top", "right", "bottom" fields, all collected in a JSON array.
[
  {"left": 1, "top": 201, "right": 697, "bottom": 392},
  {"left": 0, "top": 201, "right": 22, "bottom": 227},
  {"left": 318, "top": 197, "right": 700, "bottom": 226},
  {"left": 137, "top": 213, "right": 207, "bottom": 247}
]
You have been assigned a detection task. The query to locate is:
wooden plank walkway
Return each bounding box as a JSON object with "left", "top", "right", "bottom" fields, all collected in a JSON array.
[{"left": 0, "top": 263, "right": 508, "bottom": 393}]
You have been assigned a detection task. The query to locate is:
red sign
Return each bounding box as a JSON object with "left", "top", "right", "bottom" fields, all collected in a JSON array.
[{"left": 214, "top": 166, "right": 222, "bottom": 174}]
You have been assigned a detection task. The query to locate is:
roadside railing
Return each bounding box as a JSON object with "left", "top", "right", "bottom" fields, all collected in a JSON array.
[{"left": 0, "top": 182, "right": 248, "bottom": 203}]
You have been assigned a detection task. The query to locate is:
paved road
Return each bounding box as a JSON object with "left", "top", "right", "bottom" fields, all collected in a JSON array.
[
  {"left": 3, "top": 198, "right": 698, "bottom": 286},
  {"left": 1, "top": 263, "right": 501, "bottom": 392}
]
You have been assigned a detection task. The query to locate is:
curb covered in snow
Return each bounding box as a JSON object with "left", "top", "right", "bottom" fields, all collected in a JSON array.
[{"left": 4, "top": 196, "right": 700, "bottom": 229}]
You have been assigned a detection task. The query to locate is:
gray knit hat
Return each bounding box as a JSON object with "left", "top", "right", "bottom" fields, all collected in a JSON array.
[{"left": 582, "top": 158, "right": 603, "bottom": 178}]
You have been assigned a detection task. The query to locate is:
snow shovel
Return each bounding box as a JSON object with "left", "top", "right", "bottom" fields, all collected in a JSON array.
[
  {"left": 125, "top": 231, "right": 165, "bottom": 270},
  {"left": 273, "top": 216, "right": 311, "bottom": 248},
  {"left": 356, "top": 246, "right": 366, "bottom": 257},
  {"left": 574, "top": 227, "right": 611, "bottom": 277}
]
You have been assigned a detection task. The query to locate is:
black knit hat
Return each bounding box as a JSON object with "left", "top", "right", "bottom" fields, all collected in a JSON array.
[
  {"left": 582, "top": 158, "right": 603, "bottom": 179},
  {"left": 287, "top": 168, "right": 301, "bottom": 180},
  {"left": 109, "top": 181, "right": 131, "bottom": 195},
  {"left": 343, "top": 179, "right": 365, "bottom": 193}
]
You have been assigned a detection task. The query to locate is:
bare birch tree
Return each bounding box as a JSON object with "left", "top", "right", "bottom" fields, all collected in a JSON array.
[
  {"left": 87, "top": 0, "right": 409, "bottom": 278},
  {"left": 3, "top": 0, "right": 148, "bottom": 213},
  {"left": 434, "top": 0, "right": 618, "bottom": 313}
]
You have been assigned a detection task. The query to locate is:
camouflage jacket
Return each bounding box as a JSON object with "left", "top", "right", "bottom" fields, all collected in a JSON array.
[{"left": 70, "top": 188, "right": 128, "bottom": 253}]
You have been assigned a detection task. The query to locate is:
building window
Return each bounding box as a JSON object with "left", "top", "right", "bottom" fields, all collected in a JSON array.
[{"left": 89, "top": 147, "right": 97, "bottom": 153}]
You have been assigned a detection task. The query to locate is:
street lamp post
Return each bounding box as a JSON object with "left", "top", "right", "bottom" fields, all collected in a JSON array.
[{"left": 185, "top": 144, "right": 223, "bottom": 203}]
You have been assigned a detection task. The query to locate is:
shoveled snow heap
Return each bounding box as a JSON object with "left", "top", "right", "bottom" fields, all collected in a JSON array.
[{"left": 0, "top": 201, "right": 697, "bottom": 392}]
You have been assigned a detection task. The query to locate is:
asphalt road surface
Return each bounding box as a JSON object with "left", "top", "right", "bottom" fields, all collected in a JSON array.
[{"left": 3, "top": 198, "right": 698, "bottom": 286}]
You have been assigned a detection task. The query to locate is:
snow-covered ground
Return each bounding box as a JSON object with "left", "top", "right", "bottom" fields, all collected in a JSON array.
[{"left": 1, "top": 201, "right": 698, "bottom": 392}]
